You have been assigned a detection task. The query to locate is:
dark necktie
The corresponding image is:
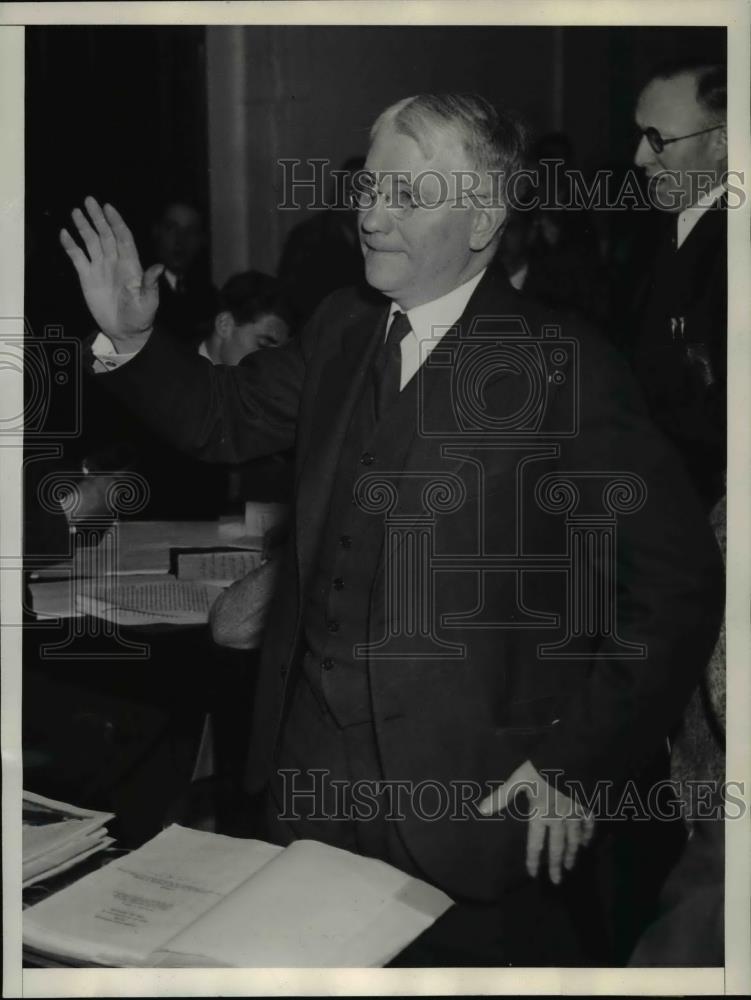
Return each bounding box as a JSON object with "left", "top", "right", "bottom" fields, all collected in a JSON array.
[{"left": 373, "top": 310, "right": 412, "bottom": 419}]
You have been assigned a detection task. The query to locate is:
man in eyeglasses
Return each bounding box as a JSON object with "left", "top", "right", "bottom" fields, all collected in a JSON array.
[
  {"left": 631, "top": 60, "right": 727, "bottom": 511},
  {"left": 61, "top": 93, "right": 723, "bottom": 964}
]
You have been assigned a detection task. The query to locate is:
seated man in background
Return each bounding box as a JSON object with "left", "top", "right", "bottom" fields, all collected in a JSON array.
[
  {"left": 198, "top": 270, "right": 291, "bottom": 365},
  {"left": 89, "top": 271, "right": 293, "bottom": 519}
]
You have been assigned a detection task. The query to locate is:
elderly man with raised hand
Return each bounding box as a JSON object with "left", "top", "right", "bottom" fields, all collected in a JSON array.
[{"left": 61, "top": 93, "right": 723, "bottom": 965}]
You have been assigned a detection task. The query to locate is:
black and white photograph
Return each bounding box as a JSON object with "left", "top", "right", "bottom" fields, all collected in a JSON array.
[{"left": 1, "top": 1, "right": 749, "bottom": 995}]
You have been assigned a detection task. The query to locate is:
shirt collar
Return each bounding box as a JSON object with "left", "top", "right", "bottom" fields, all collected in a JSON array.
[
  {"left": 676, "top": 183, "right": 725, "bottom": 249},
  {"left": 387, "top": 268, "right": 486, "bottom": 344},
  {"left": 197, "top": 340, "right": 216, "bottom": 364}
]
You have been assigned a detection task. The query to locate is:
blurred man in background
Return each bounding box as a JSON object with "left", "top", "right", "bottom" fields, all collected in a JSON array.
[
  {"left": 151, "top": 199, "right": 218, "bottom": 344},
  {"left": 630, "top": 60, "right": 727, "bottom": 510},
  {"left": 278, "top": 155, "right": 366, "bottom": 326}
]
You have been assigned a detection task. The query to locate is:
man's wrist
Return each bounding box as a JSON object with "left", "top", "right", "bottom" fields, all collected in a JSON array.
[{"left": 109, "top": 328, "right": 153, "bottom": 354}]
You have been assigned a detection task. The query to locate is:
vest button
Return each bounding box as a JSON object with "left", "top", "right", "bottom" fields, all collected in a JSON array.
[
  {"left": 339, "top": 535, "right": 352, "bottom": 548},
  {"left": 322, "top": 657, "right": 334, "bottom": 671},
  {"left": 360, "top": 452, "right": 375, "bottom": 465},
  {"left": 333, "top": 577, "right": 344, "bottom": 590},
  {"left": 327, "top": 620, "right": 340, "bottom": 633}
]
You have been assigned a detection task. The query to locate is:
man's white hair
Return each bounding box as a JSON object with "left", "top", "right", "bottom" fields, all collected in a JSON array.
[{"left": 370, "top": 92, "right": 527, "bottom": 180}]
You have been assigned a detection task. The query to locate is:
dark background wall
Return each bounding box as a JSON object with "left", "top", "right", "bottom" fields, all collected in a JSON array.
[
  {"left": 25, "top": 24, "right": 725, "bottom": 321},
  {"left": 25, "top": 26, "right": 210, "bottom": 336}
]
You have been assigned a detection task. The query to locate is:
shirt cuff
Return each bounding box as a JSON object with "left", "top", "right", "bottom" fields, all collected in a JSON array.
[{"left": 90, "top": 332, "right": 140, "bottom": 373}]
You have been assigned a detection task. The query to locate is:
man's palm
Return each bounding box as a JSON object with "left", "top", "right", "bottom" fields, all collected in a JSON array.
[{"left": 60, "top": 196, "right": 163, "bottom": 344}]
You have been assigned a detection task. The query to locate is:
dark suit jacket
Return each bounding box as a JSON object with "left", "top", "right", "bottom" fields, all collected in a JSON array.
[
  {"left": 155, "top": 271, "right": 218, "bottom": 346},
  {"left": 630, "top": 203, "right": 727, "bottom": 509},
  {"left": 96, "top": 268, "right": 723, "bottom": 900}
]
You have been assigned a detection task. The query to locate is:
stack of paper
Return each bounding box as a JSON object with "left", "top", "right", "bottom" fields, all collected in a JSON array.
[{"left": 23, "top": 792, "right": 115, "bottom": 888}]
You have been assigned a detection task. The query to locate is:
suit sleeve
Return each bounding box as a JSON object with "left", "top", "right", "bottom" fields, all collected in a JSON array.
[
  {"left": 528, "top": 330, "right": 725, "bottom": 791},
  {"left": 84, "top": 314, "right": 316, "bottom": 465}
]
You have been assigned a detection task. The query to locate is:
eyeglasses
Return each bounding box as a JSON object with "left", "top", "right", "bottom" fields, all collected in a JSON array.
[
  {"left": 347, "top": 171, "right": 461, "bottom": 219},
  {"left": 639, "top": 122, "right": 725, "bottom": 155}
]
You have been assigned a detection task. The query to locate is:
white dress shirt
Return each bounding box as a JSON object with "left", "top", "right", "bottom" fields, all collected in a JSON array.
[
  {"left": 676, "top": 184, "right": 725, "bottom": 249},
  {"left": 197, "top": 340, "right": 215, "bottom": 364},
  {"left": 387, "top": 268, "right": 486, "bottom": 389},
  {"left": 507, "top": 262, "right": 529, "bottom": 292},
  {"left": 162, "top": 268, "right": 179, "bottom": 291},
  {"left": 91, "top": 268, "right": 487, "bottom": 382}
]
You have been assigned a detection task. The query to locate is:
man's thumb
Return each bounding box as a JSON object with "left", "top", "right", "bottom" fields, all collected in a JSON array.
[
  {"left": 479, "top": 781, "right": 513, "bottom": 816},
  {"left": 143, "top": 264, "right": 164, "bottom": 290}
]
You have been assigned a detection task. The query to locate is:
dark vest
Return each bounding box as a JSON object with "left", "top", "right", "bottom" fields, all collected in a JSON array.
[{"left": 301, "top": 351, "right": 392, "bottom": 726}]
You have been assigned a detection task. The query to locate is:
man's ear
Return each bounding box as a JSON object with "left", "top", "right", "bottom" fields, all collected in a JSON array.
[
  {"left": 469, "top": 203, "right": 507, "bottom": 252},
  {"left": 214, "top": 311, "right": 235, "bottom": 340}
]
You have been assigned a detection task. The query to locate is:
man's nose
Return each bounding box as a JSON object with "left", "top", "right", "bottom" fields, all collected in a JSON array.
[
  {"left": 359, "top": 194, "right": 393, "bottom": 234},
  {"left": 634, "top": 134, "right": 655, "bottom": 169}
]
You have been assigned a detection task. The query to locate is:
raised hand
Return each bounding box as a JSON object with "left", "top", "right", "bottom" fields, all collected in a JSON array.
[{"left": 60, "top": 196, "right": 163, "bottom": 349}]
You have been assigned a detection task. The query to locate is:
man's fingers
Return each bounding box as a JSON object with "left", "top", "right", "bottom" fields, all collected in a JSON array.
[
  {"left": 59, "top": 228, "right": 89, "bottom": 274},
  {"left": 84, "top": 196, "right": 117, "bottom": 258},
  {"left": 71, "top": 206, "right": 103, "bottom": 263},
  {"left": 525, "top": 815, "right": 546, "bottom": 878},
  {"left": 102, "top": 201, "right": 138, "bottom": 255},
  {"left": 547, "top": 821, "right": 566, "bottom": 884},
  {"left": 143, "top": 263, "right": 165, "bottom": 291},
  {"left": 563, "top": 819, "right": 582, "bottom": 871}
]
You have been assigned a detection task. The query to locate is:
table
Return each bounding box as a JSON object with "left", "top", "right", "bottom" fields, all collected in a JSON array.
[{"left": 23, "top": 610, "right": 259, "bottom": 848}]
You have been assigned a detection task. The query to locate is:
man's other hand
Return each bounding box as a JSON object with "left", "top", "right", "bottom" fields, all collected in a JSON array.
[
  {"left": 60, "top": 196, "right": 163, "bottom": 350},
  {"left": 209, "top": 559, "right": 281, "bottom": 651},
  {"left": 479, "top": 759, "right": 595, "bottom": 884}
]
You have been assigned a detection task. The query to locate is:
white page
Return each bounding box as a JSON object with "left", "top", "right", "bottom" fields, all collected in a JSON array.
[
  {"left": 31, "top": 519, "right": 264, "bottom": 579},
  {"left": 176, "top": 549, "right": 264, "bottom": 584},
  {"left": 23, "top": 828, "right": 112, "bottom": 880},
  {"left": 23, "top": 825, "right": 283, "bottom": 967},
  {"left": 85, "top": 576, "right": 226, "bottom": 623},
  {"left": 27, "top": 579, "right": 82, "bottom": 619},
  {"left": 23, "top": 792, "right": 113, "bottom": 862},
  {"left": 31, "top": 575, "right": 225, "bottom": 624},
  {"left": 157, "top": 838, "right": 452, "bottom": 968},
  {"left": 23, "top": 837, "right": 116, "bottom": 888}
]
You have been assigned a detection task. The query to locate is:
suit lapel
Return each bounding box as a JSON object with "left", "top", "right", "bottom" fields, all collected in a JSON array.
[
  {"left": 375, "top": 268, "right": 527, "bottom": 481},
  {"left": 295, "top": 300, "right": 388, "bottom": 581},
  {"left": 366, "top": 269, "right": 528, "bottom": 562}
]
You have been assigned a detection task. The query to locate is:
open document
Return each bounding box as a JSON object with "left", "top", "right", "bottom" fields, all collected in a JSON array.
[
  {"left": 29, "top": 574, "right": 227, "bottom": 624},
  {"left": 23, "top": 824, "right": 452, "bottom": 967},
  {"left": 30, "top": 518, "right": 266, "bottom": 580}
]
